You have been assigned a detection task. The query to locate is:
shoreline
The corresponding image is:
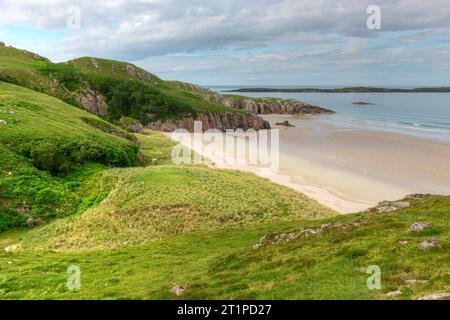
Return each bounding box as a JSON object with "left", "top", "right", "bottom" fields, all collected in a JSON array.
[{"left": 165, "top": 114, "right": 450, "bottom": 214}]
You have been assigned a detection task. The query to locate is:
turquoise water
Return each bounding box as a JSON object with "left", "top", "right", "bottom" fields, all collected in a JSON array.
[{"left": 208, "top": 86, "right": 450, "bottom": 142}]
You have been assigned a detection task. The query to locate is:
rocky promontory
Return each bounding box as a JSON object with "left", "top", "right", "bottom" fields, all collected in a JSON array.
[
  {"left": 209, "top": 93, "right": 335, "bottom": 115},
  {"left": 147, "top": 111, "right": 270, "bottom": 132}
]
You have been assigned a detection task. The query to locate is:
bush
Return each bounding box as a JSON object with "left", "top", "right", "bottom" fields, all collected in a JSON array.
[{"left": 30, "top": 142, "right": 69, "bottom": 175}]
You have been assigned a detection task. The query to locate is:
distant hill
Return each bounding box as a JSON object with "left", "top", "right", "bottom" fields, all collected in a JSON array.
[{"left": 228, "top": 87, "right": 450, "bottom": 93}]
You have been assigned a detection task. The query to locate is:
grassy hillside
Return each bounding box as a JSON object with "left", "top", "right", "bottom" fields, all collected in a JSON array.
[
  {"left": 0, "top": 44, "right": 240, "bottom": 125},
  {"left": 0, "top": 82, "right": 139, "bottom": 231},
  {"left": 0, "top": 195, "right": 448, "bottom": 299}
]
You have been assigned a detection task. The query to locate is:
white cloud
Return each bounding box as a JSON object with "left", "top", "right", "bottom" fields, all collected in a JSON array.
[{"left": 1, "top": 0, "right": 450, "bottom": 85}]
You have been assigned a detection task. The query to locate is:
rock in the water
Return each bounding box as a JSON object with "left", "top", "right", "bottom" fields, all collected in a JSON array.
[
  {"left": 418, "top": 238, "right": 441, "bottom": 250},
  {"left": 170, "top": 285, "right": 185, "bottom": 296},
  {"left": 410, "top": 222, "right": 432, "bottom": 232},
  {"left": 352, "top": 101, "right": 374, "bottom": 105},
  {"left": 275, "top": 120, "right": 295, "bottom": 127},
  {"left": 0, "top": 119, "right": 7, "bottom": 125},
  {"left": 368, "top": 201, "right": 410, "bottom": 213},
  {"left": 417, "top": 293, "right": 450, "bottom": 300}
]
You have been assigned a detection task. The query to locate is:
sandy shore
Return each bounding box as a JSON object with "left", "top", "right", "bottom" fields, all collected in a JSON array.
[{"left": 167, "top": 114, "right": 450, "bottom": 214}]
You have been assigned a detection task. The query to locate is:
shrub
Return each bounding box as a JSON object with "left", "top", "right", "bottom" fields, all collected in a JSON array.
[{"left": 30, "top": 142, "right": 69, "bottom": 175}]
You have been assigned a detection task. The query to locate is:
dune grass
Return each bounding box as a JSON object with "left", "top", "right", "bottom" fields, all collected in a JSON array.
[{"left": 12, "top": 165, "right": 335, "bottom": 250}]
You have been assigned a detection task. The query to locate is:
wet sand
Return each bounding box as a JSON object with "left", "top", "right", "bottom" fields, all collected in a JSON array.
[
  {"left": 261, "top": 114, "right": 450, "bottom": 213},
  {"left": 167, "top": 114, "right": 450, "bottom": 214}
]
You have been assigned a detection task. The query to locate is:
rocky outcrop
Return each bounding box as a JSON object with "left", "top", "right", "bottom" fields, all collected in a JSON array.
[
  {"left": 410, "top": 222, "right": 432, "bottom": 232},
  {"left": 147, "top": 112, "right": 270, "bottom": 132},
  {"left": 275, "top": 120, "right": 295, "bottom": 127},
  {"left": 209, "top": 94, "right": 335, "bottom": 115},
  {"left": 418, "top": 238, "right": 441, "bottom": 250},
  {"left": 366, "top": 200, "right": 410, "bottom": 213},
  {"left": 76, "top": 84, "right": 108, "bottom": 116}
]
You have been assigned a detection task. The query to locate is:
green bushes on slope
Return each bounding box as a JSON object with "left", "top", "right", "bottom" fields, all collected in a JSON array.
[{"left": 0, "top": 82, "right": 139, "bottom": 230}]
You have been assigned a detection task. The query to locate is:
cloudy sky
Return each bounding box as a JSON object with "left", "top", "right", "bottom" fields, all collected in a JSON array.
[{"left": 1, "top": 0, "right": 450, "bottom": 86}]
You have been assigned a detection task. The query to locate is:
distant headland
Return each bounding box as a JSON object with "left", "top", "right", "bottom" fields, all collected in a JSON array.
[{"left": 226, "top": 87, "right": 450, "bottom": 93}]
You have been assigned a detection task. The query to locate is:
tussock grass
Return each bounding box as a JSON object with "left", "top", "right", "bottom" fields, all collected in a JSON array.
[{"left": 18, "top": 165, "right": 335, "bottom": 249}]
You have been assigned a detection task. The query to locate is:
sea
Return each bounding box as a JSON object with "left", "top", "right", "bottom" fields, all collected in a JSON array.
[{"left": 206, "top": 85, "right": 450, "bottom": 142}]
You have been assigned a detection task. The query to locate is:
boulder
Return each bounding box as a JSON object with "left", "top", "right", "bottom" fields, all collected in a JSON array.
[
  {"left": 0, "top": 119, "right": 7, "bottom": 125},
  {"left": 418, "top": 238, "right": 441, "bottom": 250},
  {"left": 368, "top": 201, "right": 410, "bottom": 213},
  {"left": 170, "top": 285, "right": 185, "bottom": 296},
  {"left": 385, "top": 290, "right": 402, "bottom": 297},
  {"left": 409, "top": 222, "right": 432, "bottom": 232},
  {"left": 4, "top": 244, "right": 22, "bottom": 253},
  {"left": 275, "top": 120, "right": 295, "bottom": 127},
  {"left": 417, "top": 293, "right": 450, "bottom": 300}
]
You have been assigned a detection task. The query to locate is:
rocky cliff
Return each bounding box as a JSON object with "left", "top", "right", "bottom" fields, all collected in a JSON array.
[
  {"left": 75, "top": 84, "right": 108, "bottom": 116},
  {"left": 209, "top": 94, "right": 335, "bottom": 115},
  {"left": 147, "top": 111, "right": 270, "bottom": 132}
]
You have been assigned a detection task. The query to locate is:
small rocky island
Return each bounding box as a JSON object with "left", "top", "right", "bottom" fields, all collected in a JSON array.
[{"left": 352, "top": 101, "right": 375, "bottom": 106}]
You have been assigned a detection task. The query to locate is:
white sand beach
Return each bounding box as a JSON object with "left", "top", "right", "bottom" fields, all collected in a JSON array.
[{"left": 168, "top": 114, "right": 450, "bottom": 214}]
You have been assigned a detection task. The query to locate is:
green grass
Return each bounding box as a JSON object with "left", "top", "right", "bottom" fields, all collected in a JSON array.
[
  {"left": 12, "top": 165, "right": 334, "bottom": 250},
  {"left": 136, "top": 130, "right": 176, "bottom": 165},
  {"left": 0, "top": 81, "right": 138, "bottom": 231},
  {"left": 0, "top": 45, "right": 243, "bottom": 125},
  {"left": 0, "top": 44, "right": 448, "bottom": 301},
  {"left": 0, "top": 195, "right": 448, "bottom": 300}
]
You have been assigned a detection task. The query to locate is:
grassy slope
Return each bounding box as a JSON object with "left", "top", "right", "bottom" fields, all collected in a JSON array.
[
  {"left": 0, "top": 45, "right": 241, "bottom": 123},
  {"left": 0, "top": 195, "right": 448, "bottom": 300},
  {"left": 0, "top": 82, "right": 139, "bottom": 230}
]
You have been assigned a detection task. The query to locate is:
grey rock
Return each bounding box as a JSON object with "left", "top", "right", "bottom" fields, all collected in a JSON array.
[
  {"left": 147, "top": 112, "right": 270, "bottom": 132},
  {"left": 405, "top": 279, "right": 428, "bottom": 285},
  {"left": 410, "top": 222, "right": 432, "bottom": 232},
  {"left": 0, "top": 119, "right": 7, "bottom": 125},
  {"left": 170, "top": 285, "right": 185, "bottom": 296},
  {"left": 368, "top": 201, "right": 410, "bottom": 213},
  {"left": 385, "top": 290, "right": 402, "bottom": 297},
  {"left": 417, "top": 293, "right": 450, "bottom": 300},
  {"left": 76, "top": 84, "right": 108, "bottom": 116},
  {"left": 418, "top": 238, "right": 441, "bottom": 250}
]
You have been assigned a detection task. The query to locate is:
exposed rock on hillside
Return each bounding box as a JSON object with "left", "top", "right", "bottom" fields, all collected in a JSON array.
[
  {"left": 410, "top": 222, "right": 432, "bottom": 232},
  {"left": 76, "top": 84, "right": 108, "bottom": 116},
  {"left": 147, "top": 111, "right": 270, "bottom": 132},
  {"left": 367, "top": 200, "right": 410, "bottom": 213},
  {"left": 418, "top": 238, "right": 441, "bottom": 250}
]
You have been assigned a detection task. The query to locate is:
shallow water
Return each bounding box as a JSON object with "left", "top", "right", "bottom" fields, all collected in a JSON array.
[{"left": 209, "top": 87, "right": 450, "bottom": 142}]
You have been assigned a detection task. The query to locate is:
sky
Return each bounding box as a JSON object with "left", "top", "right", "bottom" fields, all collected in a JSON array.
[{"left": 1, "top": 0, "right": 450, "bottom": 86}]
